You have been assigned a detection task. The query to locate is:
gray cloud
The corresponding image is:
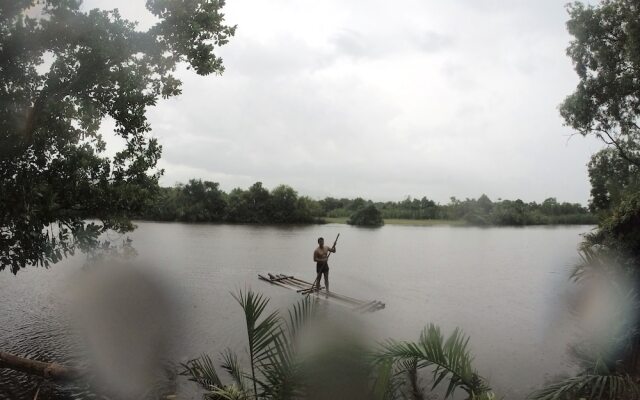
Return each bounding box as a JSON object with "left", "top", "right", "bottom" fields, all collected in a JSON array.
[
  {"left": 330, "top": 28, "right": 454, "bottom": 60},
  {"left": 413, "top": 31, "right": 455, "bottom": 53},
  {"left": 89, "top": 0, "right": 603, "bottom": 204}
]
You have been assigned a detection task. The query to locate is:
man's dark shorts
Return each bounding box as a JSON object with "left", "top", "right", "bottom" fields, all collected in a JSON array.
[{"left": 316, "top": 262, "right": 329, "bottom": 274}]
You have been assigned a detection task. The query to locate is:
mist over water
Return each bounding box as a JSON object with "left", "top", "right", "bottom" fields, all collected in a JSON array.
[{"left": 0, "top": 222, "right": 591, "bottom": 399}]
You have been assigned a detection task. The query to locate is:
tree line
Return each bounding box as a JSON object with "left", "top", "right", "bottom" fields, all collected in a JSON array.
[
  {"left": 138, "top": 179, "right": 596, "bottom": 226},
  {"left": 322, "top": 193, "right": 595, "bottom": 225}
]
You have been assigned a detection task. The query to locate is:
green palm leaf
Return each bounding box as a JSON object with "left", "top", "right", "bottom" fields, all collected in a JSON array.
[
  {"left": 399, "top": 358, "right": 426, "bottom": 400},
  {"left": 372, "top": 358, "right": 408, "bottom": 400},
  {"left": 528, "top": 373, "right": 640, "bottom": 400},
  {"left": 375, "top": 324, "right": 492, "bottom": 399},
  {"left": 232, "top": 290, "right": 283, "bottom": 398},
  {"left": 286, "top": 296, "right": 315, "bottom": 339},
  {"left": 258, "top": 297, "right": 316, "bottom": 399},
  {"left": 207, "top": 385, "right": 251, "bottom": 400},
  {"left": 259, "top": 336, "right": 300, "bottom": 399},
  {"left": 181, "top": 353, "right": 223, "bottom": 391},
  {"left": 221, "top": 348, "right": 249, "bottom": 392}
]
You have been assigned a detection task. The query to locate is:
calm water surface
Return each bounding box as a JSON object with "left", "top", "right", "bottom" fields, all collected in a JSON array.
[{"left": 0, "top": 222, "right": 592, "bottom": 399}]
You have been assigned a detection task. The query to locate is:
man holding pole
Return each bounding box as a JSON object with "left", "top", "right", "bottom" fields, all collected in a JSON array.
[{"left": 312, "top": 235, "right": 338, "bottom": 293}]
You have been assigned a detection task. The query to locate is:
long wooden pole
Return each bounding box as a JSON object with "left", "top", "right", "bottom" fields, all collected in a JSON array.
[
  {"left": 290, "top": 276, "right": 365, "bottom": 305},
  {"left": 271, "top": 274, "right": 326, "bottom": 293},
  {"left": 259, "top": 273, "right": 385, "bottom": 311},
  {"left": 271, "top": 275, "right": 361, "bottom": 306},
  {"left": 258, "top": 274, "right": 291, "bottom": 289},
  {"left": 0, "top": 351, "right": 82, "bottom": 381}
]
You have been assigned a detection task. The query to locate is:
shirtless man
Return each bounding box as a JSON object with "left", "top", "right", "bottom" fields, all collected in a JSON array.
[{"left": 313, "top": 237, "right": 336, "bottom": 292}]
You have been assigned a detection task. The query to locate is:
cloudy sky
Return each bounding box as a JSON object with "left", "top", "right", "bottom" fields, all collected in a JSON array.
[{"left": 85, "top": 0, "right": 603, "bottom": 204}]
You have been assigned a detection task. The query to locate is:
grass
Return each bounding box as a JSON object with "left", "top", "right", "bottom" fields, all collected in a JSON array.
[{"left": 323, "top": 217, "right": 465, "bottom": 226}]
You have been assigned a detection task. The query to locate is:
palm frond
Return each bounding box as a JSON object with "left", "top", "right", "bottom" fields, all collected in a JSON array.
[
  {"left": 375, "top": 324, "right": 492, "bottom": 399},
  {"left": 259, "top": 334, "right": 302, "bottom": 399},
  {"left": 220, "top": 348, "right": 249, "bottom": 392},
  {"left": 233, "top": 290, "right": 284, "bottom": 363},
  {"left": 206, "top": 384, "right": 251, "bottom": 400},
  {"left": 398, "top": 358, "right": 425, "bottom": 400},
  {"left": 286, "top": 295, "right": 315, "bottom": 339},
  {"left": 570, "top": 246, "right": 637, "bottom": 286},
  {"left": 372, "top": 358, "right": 407, "bottom": 400},
  {"left": 528, "top": 373, "right": 640, "bottom": 400},
  {"left": 181, "top": 354, "right": 223, "bottom": 391},
  {"left": 570, "top": 246, "right": 608, "bottom": 282},
  {"left": 372, "top": 358, "right": 392, "bottom": 400},
  {"left": 232, "top": 289, "right": 283, "bottom": 396},
  {"left": 260, "top": 296, "right": 316, "bottom": 399}
]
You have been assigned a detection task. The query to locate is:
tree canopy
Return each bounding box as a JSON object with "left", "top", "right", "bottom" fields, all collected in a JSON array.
[
  {"left": 532, "top": 2, "right": 640, "bottom": 398},
  {"left": 0, "top": 0, "right": 235, "bottom": 273},
  {"left": 347, "top": 204, "right": 384, "bottom": 227},
  {"left": 144, "top": 181, "right": 322, "bottom": 224},
  {"left": 561, "top": 0, "right": 640, "bottom": 167},
  {"left": 561, "top": 0, "right": 640, "bottom": 257}
]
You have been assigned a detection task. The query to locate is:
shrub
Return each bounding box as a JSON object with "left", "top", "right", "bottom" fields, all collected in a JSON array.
[{"left": 347, "top": 205, "right": 384, "bottom": 227}]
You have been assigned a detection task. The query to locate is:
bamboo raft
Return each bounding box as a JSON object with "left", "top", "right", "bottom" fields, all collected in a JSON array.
[{"left": 258, "top": 273, "right": 385, "bottom": 313}]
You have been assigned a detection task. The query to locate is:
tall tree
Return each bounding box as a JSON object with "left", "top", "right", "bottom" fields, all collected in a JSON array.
[
  {"left": 560, "top": 0, "right": 640, "bottom": 167},
  {"left": 245, "top": 182, "right": 271, "bottom": 223},
  {"left": 533, "top": 1, "right": 640, "bottom": 398},
  {"left": 269, "top": 184, "right": 299, "bottom": 223},
  {"left": 0, "top": 0, "right": 235, "bottom": 273},
  {"left": 560, "top": 0, "right": 640, "bottom": 257},
  {"left": 182, "top": 179, "right": 227, "bottom": 222}
]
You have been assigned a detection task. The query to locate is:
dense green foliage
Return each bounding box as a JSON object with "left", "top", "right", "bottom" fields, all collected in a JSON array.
[
  {"left": 145, "top": 180, "right": 595, "bottom": 226},
  {"left": 375, "top": 324, "right": 494, "bottom": 400},
  {"left": 0, "top": 0, "right": 235, "bottom": 274},
  {"left": 321, "top": 194, "right": 594, "bottom": 225},
  {"left": 438, "top": 196, "right": 594, "bottom": 226},
  {"left": 563, "top": 0, "right": 640, "bottom": 296},
  {"left": 142, "top": 180, "right": 322, "bottom": 224},
  {"left": 183, "top": 290, "right": 317, "bottom": 399},
  {"left": 560, "top": 0, "right": 640, "bottom": 169},
  {"left": 531, "top": 1, "right": 640, "bottom": 399},
  {"left": 347, "top": 204, "right": 384, "bottom": 227},
  {"left": 587, "top": 148, "right": 639, "bottom": 215}
]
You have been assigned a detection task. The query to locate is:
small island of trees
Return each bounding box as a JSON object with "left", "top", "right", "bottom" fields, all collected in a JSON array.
[{"left": 347, "top": 204, "right": 384, "bottom": 226}]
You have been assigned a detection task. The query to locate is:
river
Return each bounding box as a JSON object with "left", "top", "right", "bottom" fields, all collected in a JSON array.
[{"left": 0, "top": 222, "right": 592, "bottom": 399}]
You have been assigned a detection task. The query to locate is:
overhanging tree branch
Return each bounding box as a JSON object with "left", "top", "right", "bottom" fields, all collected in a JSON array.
[
  {"left": 595, "top": 128, "right": 640, "bottom": 168},
  {"left": 0, "top": 351, "right": 82, "bottom": 381}
]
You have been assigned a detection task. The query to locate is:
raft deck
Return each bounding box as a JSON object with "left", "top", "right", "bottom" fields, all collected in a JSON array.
[{"left": 258, "top": 273, "right": 385, "bottom": 313}]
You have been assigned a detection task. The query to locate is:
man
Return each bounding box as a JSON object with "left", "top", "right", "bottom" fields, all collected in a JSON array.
[{"left": 313, "top": 237, "right": 336, "bottom": 292}]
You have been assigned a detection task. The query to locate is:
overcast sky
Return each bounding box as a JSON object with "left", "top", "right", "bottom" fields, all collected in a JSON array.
[{"left": 84, "top": 0, "right": 603, "bottom": 204}]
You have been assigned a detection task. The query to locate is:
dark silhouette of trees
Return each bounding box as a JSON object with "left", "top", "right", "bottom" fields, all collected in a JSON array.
[
  {"left": 141, "top": 181, "right": 594, "bottom": 226},
  {"left": 143, "top": 181, "right": 321, "bottom": 224}
]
